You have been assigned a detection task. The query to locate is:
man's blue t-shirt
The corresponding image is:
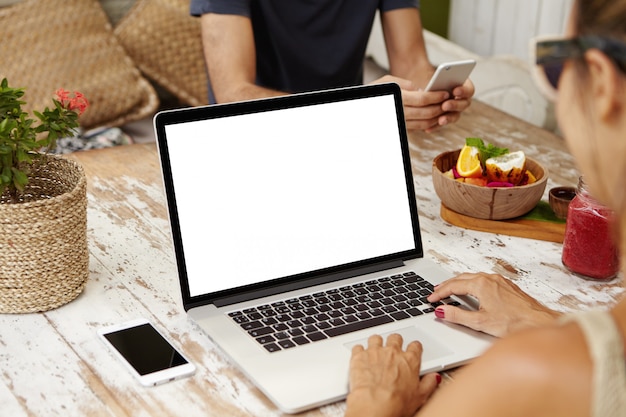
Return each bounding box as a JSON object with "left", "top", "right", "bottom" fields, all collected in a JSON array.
[{"left": 191, "top": 0, "right": 420, "bottom": 103}]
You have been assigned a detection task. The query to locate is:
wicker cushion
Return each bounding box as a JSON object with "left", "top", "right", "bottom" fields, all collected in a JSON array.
[
  {"left": 114, "top": 0, "right": 209, "bottom": 106},
  {"left": 0, "top": 0, "right": 159, "bottom": 129}
]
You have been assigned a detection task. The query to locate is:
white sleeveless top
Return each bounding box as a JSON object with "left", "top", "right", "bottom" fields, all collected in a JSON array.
[{"left": 563, "top": 310, "right": 626, "bottom": 417}]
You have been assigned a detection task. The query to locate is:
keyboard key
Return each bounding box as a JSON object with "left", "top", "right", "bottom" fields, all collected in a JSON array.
[
  {"left": 273, "top": 323, "right": 288, "bottom": 332},
  {"left": 278, "top": 340, "right": 296, "bottom": 349},
  {"left": 382, "top": 305, "right": 397, "bottom": 313},
  {"left": 293, "top": 336, "right": 310, "bottom": 345},
  {"left": 325, "top": 315, "right": 394, "bottom": 338},
  {"left": 407, "top": 308, "right": 422, "bottom": 316},
  {"left": 329, "top": 318, "right": 345, "bottom": 327},
  {"left": 249, "top": 327, "right": 274, "bottom": 337},
  {"left": 256, "top": 335, "right": 275, "bottom": 344},
  {"left": 232, "top": 315, "right": 249, "bottom": 324},
  {"left": 289, "top": 328, "right": 304, "bottom": 337},
  {"left": 340, "top": 306, "right": 356, "bottom": 315},
  {"left": 395, "top": 302, "right": 410, "bottom": 310},
  {"left": 370, "top": 291, "right": 383, "bottom": 299},
  {"left": 290, "top": 311, "right": 305, "bottom": 319},
  {"left": 355, "top": 311, "right": 371, "bottom": 320},
  {"left": 343, "top": 315, "right": 358, "bottom": 323},
  {"left": 314, "top": 313, "right": 331, "bottom": 322},
  {"left": 307, "top": 332, "right": 328, "bottom": 342},
  {"left": 241, "top": 321, "right": 263, "bottom": 331},
  {"left": 302, "top": 300, "right": 318, "bottom": 308},
  {"left": 276, "top": 314, "right": 291, "bottom": 322},
  {"left": 329, "top": 294, "right": 343, "bottom": 302},
  {"left": 263, "top": 343, "right": 281, "bottom": 352},
  {"left": 303, "top": 308, "right": 319, "bottom": 316},
  {"left": 302, "top": 325, "right": 318, "bottom": 333},
  {"left": 316, "top": 321, "right": 331, "bottom": 330},
  {"left": 394, "top": 286, "right": 409, "bottom": 294},
  {"left": 275, "top": 332, "right": 289, "bottom": 340},
  {"left": 391, "top": 311, "right": 410, "bottom": 320}
]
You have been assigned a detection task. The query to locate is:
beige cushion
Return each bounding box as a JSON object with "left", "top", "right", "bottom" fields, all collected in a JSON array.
[
  {"left": 0, "top": 0, "right": 158, "bottom": 129},
  {"left": 114, "top": 0, "right": 209, "bottom": 107}
]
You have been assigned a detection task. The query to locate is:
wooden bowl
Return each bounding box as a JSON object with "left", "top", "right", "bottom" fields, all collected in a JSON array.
[
  {"left": 432, "top": 149, "right": 548, "bottom": 220},
  {"left": 549, "top": 186, "right": 576, "bottom": 219}
]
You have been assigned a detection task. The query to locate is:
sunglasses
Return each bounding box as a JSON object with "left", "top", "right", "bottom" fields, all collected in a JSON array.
[{"left": 530, "top": 35, "right": 626, "bottom": 101}]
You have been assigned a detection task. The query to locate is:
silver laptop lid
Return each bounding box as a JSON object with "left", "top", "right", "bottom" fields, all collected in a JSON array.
[{"left": 154, "top": 83, "right": 423, "bottom": 311}]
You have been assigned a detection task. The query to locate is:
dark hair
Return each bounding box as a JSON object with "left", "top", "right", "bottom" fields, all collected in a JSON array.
[{"left": 575, "top": 0, "right": 626, "bottom": 40}]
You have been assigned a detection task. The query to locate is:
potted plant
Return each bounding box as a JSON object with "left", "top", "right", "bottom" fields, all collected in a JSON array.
[{"left": 0, "top": 78, "right": 90, "bottom": 313}]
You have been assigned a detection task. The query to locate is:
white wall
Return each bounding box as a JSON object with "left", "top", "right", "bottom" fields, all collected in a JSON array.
[{"left": 449, "top": 0, "right": 574, "bottom": 61}]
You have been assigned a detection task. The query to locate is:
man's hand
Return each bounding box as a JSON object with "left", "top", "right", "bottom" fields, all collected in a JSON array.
[
  {"left": 371, "top": 75, "right": 474, "bottom": 132},
  {"left": 427, "top": 272, "right": 561, "bottom": 337},
  {"left": 345, "top": 334, "right": 440, "bottom": 417}
]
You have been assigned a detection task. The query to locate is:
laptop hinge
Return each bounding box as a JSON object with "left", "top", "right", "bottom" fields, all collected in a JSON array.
[{"left": 212, "top": 259, "right": 406, "bottom": 308}]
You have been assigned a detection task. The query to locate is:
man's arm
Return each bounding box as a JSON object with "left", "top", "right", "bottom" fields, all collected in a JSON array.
[
  {"left": 379, "top": 8, "right": 474, "bottom": 132},
  {"left": 200, "top": 13, "right": 286, "bottom": 103},
  {"left": 381, "top": 8, "right": 434, "bottom": 88}
]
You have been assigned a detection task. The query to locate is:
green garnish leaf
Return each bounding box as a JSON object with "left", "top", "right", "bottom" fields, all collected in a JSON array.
[{"left": 465, "top": 137, "right": 508, "bottom": 166}]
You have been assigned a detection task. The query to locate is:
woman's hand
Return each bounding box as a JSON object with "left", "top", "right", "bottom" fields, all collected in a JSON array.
[
  {"left": 345, "top": 334, "right": 441, "bottom": 417},
  {"left": 427, "top": 272, "right": 561, "bottom": 337}
]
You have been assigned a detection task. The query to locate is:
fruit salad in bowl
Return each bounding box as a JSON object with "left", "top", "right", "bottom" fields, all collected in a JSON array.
[{"left": 432, "top": 138, "right": 548, "bottom": 220}]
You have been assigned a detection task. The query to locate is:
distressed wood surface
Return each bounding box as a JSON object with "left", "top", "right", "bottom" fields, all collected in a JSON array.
[{"left": 0, "top": 100, "right": 622, "bottom": 416}]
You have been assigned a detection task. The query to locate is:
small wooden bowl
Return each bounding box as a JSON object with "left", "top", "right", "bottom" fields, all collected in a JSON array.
[
  {"left": 432, "top": 149, "right": 549, "bottom": 220},
  {"left": 549, "top": 186, "right": 576, "bottom": 219}
]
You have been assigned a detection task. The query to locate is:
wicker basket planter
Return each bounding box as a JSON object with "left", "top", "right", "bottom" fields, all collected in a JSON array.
[{"left": 0, "top": 155, "right": 88, "bottom": 313}]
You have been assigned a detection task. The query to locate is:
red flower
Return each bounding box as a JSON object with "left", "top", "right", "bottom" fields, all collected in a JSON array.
[{"left": 55, "top": 88, "right": 89, "bottom": 115}]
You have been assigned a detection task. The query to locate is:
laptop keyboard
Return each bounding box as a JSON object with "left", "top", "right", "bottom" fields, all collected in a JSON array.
[{"left": 227, "top": 271, "right": 460, "bottom": 353}]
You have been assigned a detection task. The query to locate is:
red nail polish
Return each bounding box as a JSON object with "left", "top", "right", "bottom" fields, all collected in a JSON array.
[
  {"left": 435, "top": 307, "right": 445, "bottom": 319},
  {"left": 436, "top": 373, "right": 442, "bottom": 385}
]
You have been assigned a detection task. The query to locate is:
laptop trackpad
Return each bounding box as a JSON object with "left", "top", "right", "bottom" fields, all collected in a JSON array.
[{"left": 343, "top": 326, "right": 454, "bottom": 363}]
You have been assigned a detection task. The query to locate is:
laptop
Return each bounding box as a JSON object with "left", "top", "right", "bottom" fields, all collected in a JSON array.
[{"left": 153, "top": 83, "right": 493, "bottom": 413}]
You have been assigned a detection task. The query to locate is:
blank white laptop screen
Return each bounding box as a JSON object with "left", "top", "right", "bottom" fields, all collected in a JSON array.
[{"left": 163, "top": 92, "right": 416, "bottom": 298}]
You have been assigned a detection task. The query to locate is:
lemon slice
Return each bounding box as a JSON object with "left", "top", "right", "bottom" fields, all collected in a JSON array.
[
  {"left": 455, "top": 145, "right": 482, "bottom": 178},
  {"left": 485, "top": 151, "right": 526, "bottom": 185}
]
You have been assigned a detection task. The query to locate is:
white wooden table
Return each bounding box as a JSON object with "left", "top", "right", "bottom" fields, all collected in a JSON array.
[{"left": 1, "top": 100, "right": 622, "bottom": 416}]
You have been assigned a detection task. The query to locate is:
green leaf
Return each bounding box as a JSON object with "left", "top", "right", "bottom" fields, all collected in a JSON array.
[
  {"left": 11, "top": 167, "right": 28, "bottom": 191},
  {"left": 465, "top": 137, "right": 509, "bottom": 167}
]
